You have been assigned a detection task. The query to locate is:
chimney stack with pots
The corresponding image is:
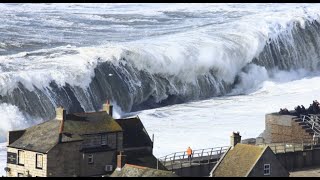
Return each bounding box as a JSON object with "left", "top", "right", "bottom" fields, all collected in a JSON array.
[
  {"left": 103, "top": 100, "right": 113, "bottom": 117},
  {"left": 230, "top": 131, "right": 241, "bottom": 148},
  {"left": 56, "top": 107, "right": 66, "bottom": 143},
  {"left": 116, "top": 151, "right": 126, "bottom": 171}
]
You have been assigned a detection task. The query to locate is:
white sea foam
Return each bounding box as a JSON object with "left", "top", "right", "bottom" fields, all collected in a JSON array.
[
  {"left": 0, "top": 3, "right": 320, "bottom": 176},
  {"left": 0, "top": 104, "right": 41, "bottom": 142},
  {"left": 137, "top": 75, "right": 320, "bottom": 157},
  {"left": 0, "top": 143, "right": 6, "bottom": 176}
]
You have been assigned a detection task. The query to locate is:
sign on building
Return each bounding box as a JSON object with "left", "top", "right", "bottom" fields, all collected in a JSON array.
[{"left": 7, "top": 152, "right": 17, "bottom": 164}]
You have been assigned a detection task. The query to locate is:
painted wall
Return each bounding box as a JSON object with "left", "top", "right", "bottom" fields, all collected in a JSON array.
[{"left": 6, "top": 147, "right": 47, "bottom": 177}]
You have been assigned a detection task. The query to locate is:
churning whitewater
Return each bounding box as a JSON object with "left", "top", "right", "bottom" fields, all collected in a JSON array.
[{"left": 1, "top": 4, "right": 320, "bottom": 174}]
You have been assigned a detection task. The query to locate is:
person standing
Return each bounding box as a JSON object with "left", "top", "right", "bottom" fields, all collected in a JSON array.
[{"left": 187, "top": 146, "right": 192, "bottom": 161}]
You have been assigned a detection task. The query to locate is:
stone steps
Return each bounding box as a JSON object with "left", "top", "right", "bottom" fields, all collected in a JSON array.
[{"left": 293, "top": 116, "right": 320, "bottom": 136}]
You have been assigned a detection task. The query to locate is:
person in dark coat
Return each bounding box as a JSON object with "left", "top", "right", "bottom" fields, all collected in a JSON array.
[
  {"left": 308, "top": 104, "right": 314, "bottom": 114},
  {"left": 312, "top": 102, "right": 320, "bottom": 114},
  {"left": 294, "top": 105, "right": 301, "bottom": 116},
  {"left": 301, "top": 105, "right": 306, "bottom": 115}
]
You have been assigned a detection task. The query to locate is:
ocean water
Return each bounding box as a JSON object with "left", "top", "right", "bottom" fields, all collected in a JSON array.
[
  {"left": 137, "top": 74, "right": 320, "bottom": 157},
  {"left": 1, "top": 3, "right": 320, "bottom": 176}
]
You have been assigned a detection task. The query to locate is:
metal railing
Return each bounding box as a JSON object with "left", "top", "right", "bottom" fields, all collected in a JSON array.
[
  {"left": 301, "top": 115, "right": 320, "bottom": 131},
  {"left": 158, "top": 146, "right": 229, "bottom": 170},
  {"left": 257, "top": 141, "right": 320, "bottom": 154},
  {"left": 296, "top": 114, "right": 320, "bottom": 142}
]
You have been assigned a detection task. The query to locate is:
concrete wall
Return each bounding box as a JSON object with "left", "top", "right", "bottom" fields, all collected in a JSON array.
[
  {"left": 6, "top": 147, "right": 47, "bottom": 177},
  {"left": 47, "top": 141, "right": 82, "bottom": 177},
  {"left": 170, "top": 148, "right": 320, "bottom": 177},
  {"left": 172, "top": 163, "right": 216, "bottom": 177},
  {"left": 264, "top": 113, "right": 313, "bottom": 144},
  {"left": 248, "top": 147, "right": 289, "bottom": 177},
  {"left": 275, "top": 149, "right": 320, "bottom": 172}
]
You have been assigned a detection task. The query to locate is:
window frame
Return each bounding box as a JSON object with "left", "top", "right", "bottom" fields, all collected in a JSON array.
[
  {"left": 101, "top": 134, "right": 107, "bottom": 146},
  {"left": 264, "top": 164, "right": 271, "bottom": 175},
  {"left": 88, "top": 154, "right": 94, "bottom": 164},
  {"left": 18, "top": 150, "right": 24, "bottom": 166},
  {"left": 36, "top": 153, "right": 43, "bottom": 169}
]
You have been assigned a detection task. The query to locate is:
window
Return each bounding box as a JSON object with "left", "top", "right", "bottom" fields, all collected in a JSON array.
[
  {"left": 88, "top": 154, "right": 94, "bottom": 164},
  {"left": 18, "top": 150, "right": 24, "bottom": 166},
  {"left": 107, "top": 133, "right": 116, "bottom": 148},
  {"left": 264, "top": 164, "right": 271, "bottom": 175},
  {"left": 17, "top": 173, "right": 24, "bottom": 177},
  {"left": 101, "top": 134, "right": 107, "bottom": 145},
  {"left": 36, "top": 154, "right": 43, "bottom": 169}
]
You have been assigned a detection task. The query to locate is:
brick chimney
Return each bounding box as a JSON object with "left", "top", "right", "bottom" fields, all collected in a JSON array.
[
  {"left": 230, "top": 131, "right": 241, "bottom": 148},
  {"left": 56, "top": 107, "right": 66, "bottom": 121},
  {"left": 56, "top": 107, "right": 66, "bottom": 143},
  {"left": 103, "top": 100, "right": 113, "bottom": 117},
  {"left": 116, "top": 151, "right": 126, "bottom": 171}
]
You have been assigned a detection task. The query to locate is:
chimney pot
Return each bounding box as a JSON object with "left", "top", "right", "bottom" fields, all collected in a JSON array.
[
  {"left": 103, "top": 100, "right": 113, "bottom": 117},
  {"left": 230, "top": 131, "right": 241, "bottom": 148},
  {"left": 56, "top": 107, "right": 66, "bottom": 121},
  {"left": 56, "top": 107, "right": 66, "bottom": 143}
]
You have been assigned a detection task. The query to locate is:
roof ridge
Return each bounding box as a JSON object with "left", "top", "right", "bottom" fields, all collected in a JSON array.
[{"left": 73, "top": 111, "right": 107, "bottom": 115}]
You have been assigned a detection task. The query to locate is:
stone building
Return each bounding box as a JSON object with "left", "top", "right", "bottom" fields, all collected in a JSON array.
[
  {"left": 5, "top": 102, "right": 160, "bottom": 177},
  {"left": 262, "top": 113, "right": 314, "bottom": 144},
  {"left": 210, "top": 132, "right": 289, "bottom": 177}
]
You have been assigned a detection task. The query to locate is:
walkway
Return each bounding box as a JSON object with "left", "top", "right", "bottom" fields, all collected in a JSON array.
[{"left": 158, "top": 146, "right": 229, "bottom": 171}]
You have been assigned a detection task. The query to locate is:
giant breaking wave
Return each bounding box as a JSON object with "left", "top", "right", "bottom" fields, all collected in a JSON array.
[{"left": 0, "top": 4, "right": 320, "bottom": 127}]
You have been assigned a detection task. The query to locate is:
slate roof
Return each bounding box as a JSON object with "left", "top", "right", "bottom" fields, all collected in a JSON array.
[
  {"left": 211, "top": 144, "right": 267, "bottom": 177},
  {"left": 125, "top": 150, "right": 167, "bottom": 171},
  {"left": 8, "top": 120, "right": 61, "bottom": 153},
  {"left": 115, "top": 116, "right": 153, "bottom": 148},
  {"left": 8, "top": 111, "right": 122, "bottom": 153},
  {"left": 64, "top": 112, "right": 122, "bottom": 134},
  {"left": 110, "top": 164, "right": 178, "bottom": 177}
]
